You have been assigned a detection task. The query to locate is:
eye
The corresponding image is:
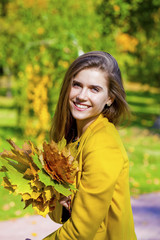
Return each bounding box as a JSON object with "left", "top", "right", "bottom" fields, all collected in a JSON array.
[
  {"left": 72, "top": 81, "right": 81, "bottom": 88},
  {"left": 91, "top": 87, "right": 100, "bottom": 93}
]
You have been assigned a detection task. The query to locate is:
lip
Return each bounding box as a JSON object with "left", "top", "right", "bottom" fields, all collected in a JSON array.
[{"left": 73, "top": 102, "right": 91, "bottom": 111}]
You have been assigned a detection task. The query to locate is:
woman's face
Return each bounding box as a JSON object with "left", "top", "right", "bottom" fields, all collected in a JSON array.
[{"left": 69, "top": 68, "right": 112, "bottom": 132}]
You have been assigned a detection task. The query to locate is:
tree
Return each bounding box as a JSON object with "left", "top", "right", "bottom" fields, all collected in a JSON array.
[{"left": 97, "top": 0, "right": 160, "bottom": 87}]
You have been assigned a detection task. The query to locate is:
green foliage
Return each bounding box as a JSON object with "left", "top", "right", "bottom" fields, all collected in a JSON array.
[
  {"left": 98, "top": 0, "right": 160, "bottom": 87},
  {"left": 37, "top": 168, "right": 74, "bottom": 196}
]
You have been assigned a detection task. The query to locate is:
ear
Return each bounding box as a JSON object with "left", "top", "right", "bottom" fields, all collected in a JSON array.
[{"left": 106, "top": 96, "right": 114, "bottom": 107}]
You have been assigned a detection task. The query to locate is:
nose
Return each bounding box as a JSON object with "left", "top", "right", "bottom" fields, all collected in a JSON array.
[{"left": 76, "top": 88, "right": 88, "bottom": 101}]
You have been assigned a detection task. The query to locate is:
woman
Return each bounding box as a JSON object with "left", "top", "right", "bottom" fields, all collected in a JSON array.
[{"left": 43, "top": 51, "right": 137, "bottom": 240}]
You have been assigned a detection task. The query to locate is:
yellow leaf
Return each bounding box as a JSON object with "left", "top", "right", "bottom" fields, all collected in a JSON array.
[
  {"left": 24, "top": 168, "right": 35, "bottom": 178},
  {"left": 32, "top": 232, "right": 37, "bottom": 237},
  {"left": 22, "top": 193, "right": 31, "bottom": 201},
  {"left": 30, "top": 179, "right": 44, "bottom": 189},
  {"left": 57, "top": 137, "right": 67, "bottom": 151},
  {"left": 29, "top": 162, "right": 38, "bottom": 176},
  {"left": 28, "top": 140, "right": 39, "bottom": 155},
  {"left": 31, "top": 191, "right": 42, "bottom": 200},
  {"left": 32, "top": 197, "right": 50, "bottom": 217},
  {"left": 43, "top": 186, "right": 54, "bottom": 201}
]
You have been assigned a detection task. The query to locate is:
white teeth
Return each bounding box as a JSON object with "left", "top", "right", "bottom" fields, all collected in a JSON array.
[{"left": 75, "top": 103, "right": 89, "bottom": 109}]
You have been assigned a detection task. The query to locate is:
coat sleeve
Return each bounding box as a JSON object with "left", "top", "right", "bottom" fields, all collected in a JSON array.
[{"left": 43, "top": 141, "right": 124, "bottom": 240}]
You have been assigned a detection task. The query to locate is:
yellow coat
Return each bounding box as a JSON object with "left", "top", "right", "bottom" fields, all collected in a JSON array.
[{"left": 43, "top": 114, "right": 137, "bottom": 240}]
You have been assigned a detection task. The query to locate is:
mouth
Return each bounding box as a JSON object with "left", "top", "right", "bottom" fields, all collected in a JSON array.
[{"left": 73, "top": 102, "right": 90, "bottom": 111}]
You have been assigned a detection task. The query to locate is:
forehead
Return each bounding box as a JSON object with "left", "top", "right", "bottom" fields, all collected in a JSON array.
[{"left": 73, "top": 68, "right": 108, "bottom": 85}]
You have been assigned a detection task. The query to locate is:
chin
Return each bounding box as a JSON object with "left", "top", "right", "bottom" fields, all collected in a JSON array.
[{"left": 72, "top": 113, "right": 88, "bottom": 120}]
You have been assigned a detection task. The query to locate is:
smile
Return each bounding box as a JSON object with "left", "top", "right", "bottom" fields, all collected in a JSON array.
[{"left": 74, "top": 102, "right": 90, "bottom": 110}]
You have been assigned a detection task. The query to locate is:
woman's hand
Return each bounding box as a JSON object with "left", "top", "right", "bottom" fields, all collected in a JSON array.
[{"left": 59, "top": 195, "right": 71, "bottom": 211}]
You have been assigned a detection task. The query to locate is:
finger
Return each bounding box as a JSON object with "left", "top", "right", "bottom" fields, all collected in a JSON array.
[
  {"left": 61, "top": 201, "right": 69, "bottom": 210},
  {"left": 59, "top": 196, "right": 71, "bottom": 210},
  {"left": 59, "top": 195, "right": 71, "bottom": 203},
  {"left": 60, "top": 200, "right": 70, "bottom": 210}
]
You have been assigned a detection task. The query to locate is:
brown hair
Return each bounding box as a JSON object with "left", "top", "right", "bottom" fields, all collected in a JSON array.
[{"left": 50, "top": 51, "right": 130, "bottom": 143}]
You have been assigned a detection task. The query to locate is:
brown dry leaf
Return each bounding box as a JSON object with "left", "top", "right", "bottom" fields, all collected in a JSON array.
[
  {"left": 30, "top": 179, "right": 44, "bottom": 190},
  {"left": 0, "top": 139, "right": 38, "bottom": 174},
  {"left": 0, "top": 149, "right": 29, "bottom": 168},
  {"left": 42, "top": 141, "right": 77, "bottom": 184},
  {"left": 2, "top": 177, "right": 17, "bottom": 192}
]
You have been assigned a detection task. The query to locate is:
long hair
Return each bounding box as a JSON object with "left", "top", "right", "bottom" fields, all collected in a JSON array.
[{"left": 50, "top": 51, "right": 130, "bottom": 143}]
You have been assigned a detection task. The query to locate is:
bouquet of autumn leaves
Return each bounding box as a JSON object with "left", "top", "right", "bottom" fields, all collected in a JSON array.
[{"left": 0, "top": 139, "right": 78, "bottom": 217}]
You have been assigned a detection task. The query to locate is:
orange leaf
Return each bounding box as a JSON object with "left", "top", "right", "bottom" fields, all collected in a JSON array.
[{"left": 42, "top": 141, "right": 77, "bottom": 184}]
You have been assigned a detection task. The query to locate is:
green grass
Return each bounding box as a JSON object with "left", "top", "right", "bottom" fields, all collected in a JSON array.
[
  {"left": 119, "top": 127, "right": 160, "bottom": 196},
  {"left": 0, "top": 186, "right": 34, "bottom": 221},
  {"left": 126, "top": 90, "right": 160, "bottom": 128},
  {"left": 124, "top": 87, "right": 160, "bottom": 195},
  {"left": 0, "top": 109, "right": 17, "bottom": 127},
  {"left": 0, "top": 85, "right": 160, "bottom": 220},
  {"left": 0, "top": 96, "right": 15, "bottom": 108}
]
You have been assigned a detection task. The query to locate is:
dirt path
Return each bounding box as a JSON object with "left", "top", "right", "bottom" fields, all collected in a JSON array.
[
  {"left": 0, "top": 192, "right": 160, "bottom": 240},
  {"left": 131, "top": 192, "right": 160, "bottom": 240}
]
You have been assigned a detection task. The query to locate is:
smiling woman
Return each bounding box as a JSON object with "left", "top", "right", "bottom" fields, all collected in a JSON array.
[{"left": 44, "top": 51, "right": 137, "bottom": 240}]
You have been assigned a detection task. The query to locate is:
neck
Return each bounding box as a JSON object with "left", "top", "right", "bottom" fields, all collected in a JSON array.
[{"left": 76, "top": 116, "right": 98, "bottom": 137}]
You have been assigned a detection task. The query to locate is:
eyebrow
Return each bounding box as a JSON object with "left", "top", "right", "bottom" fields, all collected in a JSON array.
[
  {"left": 72, "top": 79, "right": 103, "bottom": 90},
  {"left": 90, "top": 85, "right": 103, "bottom": 90}
]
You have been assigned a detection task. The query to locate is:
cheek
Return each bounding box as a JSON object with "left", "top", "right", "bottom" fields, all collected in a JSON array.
[
  {"left": 96, "top": 96, "right": 107, "bottom": 110},
  {"left": 69, "top": 88, "right": 77, "bottom": 100},
  {"left": 69, "top": 89, "right": 74, "bottom": 100}
]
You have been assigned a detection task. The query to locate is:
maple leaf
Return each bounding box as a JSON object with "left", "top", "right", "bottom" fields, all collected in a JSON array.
[
  {"left": 0, "top": 158, "right": 32, "bottom": 194},
  {"left": 0, "top": 139, "right": 39, "bottom": 175},
  {"left": 42, "top": 141, "right": 77, "bottom": 184}
]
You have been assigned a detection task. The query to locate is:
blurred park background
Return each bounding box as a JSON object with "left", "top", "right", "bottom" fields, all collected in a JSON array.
[{"left": 0, "top": 0, "right": 159, "bottom": 221}]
